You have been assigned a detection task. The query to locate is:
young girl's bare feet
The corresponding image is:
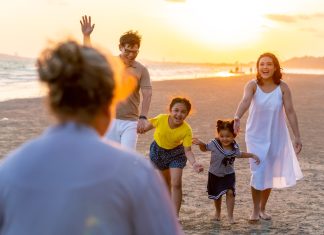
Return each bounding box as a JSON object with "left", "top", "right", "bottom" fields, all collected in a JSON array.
[
  {"left": 259, "top": 211, "right": 272, "bottom": 220},
  {"left": 214, "top": 213, "right": 221, "bottom": 221}
]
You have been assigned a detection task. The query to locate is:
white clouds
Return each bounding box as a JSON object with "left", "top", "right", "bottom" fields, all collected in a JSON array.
[{"left": 266, "top": 12, "right": 324, "bottom": 23}]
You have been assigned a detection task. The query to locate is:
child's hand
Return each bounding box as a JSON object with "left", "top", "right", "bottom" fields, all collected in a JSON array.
[
  {"left": 252, "top": 154, "right": 260, "bottom": 165},
  {"left": 137, "top": 119, "right": 152, "bottom": 134},
  {"left": 192, "top": 138, "right": 203, "bottom": 145},
  {"left": 193, "top": 162, "right": 204, "bottom": 173}
]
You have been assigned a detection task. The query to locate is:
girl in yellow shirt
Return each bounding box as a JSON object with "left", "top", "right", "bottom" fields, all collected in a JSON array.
[{"left": 142, "top": 97, "right": 203, "bottom": 217}]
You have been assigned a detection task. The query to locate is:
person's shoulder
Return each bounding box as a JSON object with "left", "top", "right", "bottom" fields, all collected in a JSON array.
[
  {"left": 152, "top": 113, "right": 166, "bottom": 119},
  {"left": 246, "top": 79, "right": 257, "bottom": 88},
  {"left": 243, "top": 79, "right": 257, "bottom": 94},
  {"left": 133, "top": 61, "right": 151, "bottom": 80},
  {"left": 279, "top": 80, "right": 289, "bottom": 89},
  {"left": 183, "top": 120, "right": 192, "bottom": 130},
  {"left": 0, "top": 136, "right": 43, "bottom": 175},
  {"left": 102, "top": 140, "right": 153, "bottom": 167},
  {"left": 133, "top": 60, "right": 148, "bottom": 70},
  {"left": 233, "top": 140, "right": 240, "bottom": 150},
  {"left": 278, "top": 80, "right": 291, "bottom": 95},
  {"left": 157, "top": 113, "right": 169, "bottom": 120},
  {"left": 103, "top": 143, "right": 156, "bottom": 182},
  {"left": 206, "top": 138, "right": 218, "bottom": 150}
]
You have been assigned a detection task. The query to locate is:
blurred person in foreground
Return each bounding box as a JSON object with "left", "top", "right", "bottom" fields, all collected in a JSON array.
[{"left": 0, "top": 40, "right": 183, "bottom": 235}]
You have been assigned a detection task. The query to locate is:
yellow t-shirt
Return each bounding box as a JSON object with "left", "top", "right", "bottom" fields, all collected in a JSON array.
[{"left": 149, "top": 114, "right": 193, "bottom": 149}]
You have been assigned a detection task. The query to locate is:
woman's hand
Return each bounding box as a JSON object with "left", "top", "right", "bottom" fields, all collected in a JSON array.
[
  {"left": 192, "top": 162, "right": 204, "bottom": 173},
  {"left": 233, "top": 116, "right": 240, "bottom": 134},
  {"left": 294, "top": 137, "right": 302, "bottom": 154},
  {"left": 252, "top": 154, "right": 260, "bottom": 165}
]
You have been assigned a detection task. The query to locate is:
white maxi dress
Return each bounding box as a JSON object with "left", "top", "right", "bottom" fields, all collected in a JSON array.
[{"left": 245, "top": 81, "right": 303, "bottom": 190}]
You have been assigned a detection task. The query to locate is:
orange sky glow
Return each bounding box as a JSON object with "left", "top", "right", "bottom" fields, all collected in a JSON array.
[{"left": 1, "top": 0, "right": 324, "bottom": 63}]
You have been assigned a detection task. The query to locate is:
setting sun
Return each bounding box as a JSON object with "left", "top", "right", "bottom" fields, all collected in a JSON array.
[{"left": 165, "top": 0, "right": 266, "bottom": 46}]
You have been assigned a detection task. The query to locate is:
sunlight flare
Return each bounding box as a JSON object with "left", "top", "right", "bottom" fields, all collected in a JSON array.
[{"left": 166, "top": 0, "right": 267, "bottom": 46}]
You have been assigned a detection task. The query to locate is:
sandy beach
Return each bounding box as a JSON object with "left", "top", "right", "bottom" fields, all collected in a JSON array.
[{"left": 1, "top": 74, "right": 323, "bottom": 234}]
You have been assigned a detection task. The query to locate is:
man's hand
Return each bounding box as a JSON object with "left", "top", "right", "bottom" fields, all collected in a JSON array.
[
  {"left": 80, "top": 15, "right": 95, "bottom": 36},
  {"left": 137, "top": 119, "right": 147, "bottom": 134}
]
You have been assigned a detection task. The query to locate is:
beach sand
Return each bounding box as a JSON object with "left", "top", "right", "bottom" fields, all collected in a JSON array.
[{"left": 1, "top": 74, "right": 323, "bottom": 234}]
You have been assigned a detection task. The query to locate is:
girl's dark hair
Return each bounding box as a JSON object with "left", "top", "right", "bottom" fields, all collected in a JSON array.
[
  {"left": 37, "top": 40, "right": 115, "bottom": 123},
  {"left": 169, "top": 97, "right": 191, "bottom": 114},
  {"left": 256, "top": 52, "right": 282, "bottom": 85},
  {"left": 216, "top": 119, "right": 236, "bottom": 137},
  {"left": 119, "top": 30, "right": 142, "bottom": 47}
]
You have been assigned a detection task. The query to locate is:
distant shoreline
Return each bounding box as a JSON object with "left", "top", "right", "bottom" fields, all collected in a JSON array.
[{"left": 1, "top": 73, "right": 323, "bottom": 103}]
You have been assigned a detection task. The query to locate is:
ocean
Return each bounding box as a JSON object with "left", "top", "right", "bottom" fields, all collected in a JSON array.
[{"left": 1, "top": 58, "right": 324, "bottom": 102}]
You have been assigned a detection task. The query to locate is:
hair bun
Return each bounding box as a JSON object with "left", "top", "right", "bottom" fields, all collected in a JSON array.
[
  {"left": 216, "top": 120, "right": 223, "bottom": 127},
  {"left": 38, "top": 41, "right": 83, "bottom": 85},
  {"left": 36, "top": 40, "right": 119, "bottom": 123}
]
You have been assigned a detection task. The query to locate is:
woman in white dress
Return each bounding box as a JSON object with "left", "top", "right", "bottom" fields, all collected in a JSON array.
[{"left": 233, "top": 52, "right": 303, "bottom": 221}]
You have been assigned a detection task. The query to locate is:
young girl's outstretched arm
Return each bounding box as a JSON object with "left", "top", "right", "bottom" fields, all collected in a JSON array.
[
  {"left": 138, "top": 120, "right": 155, "bottom": 134},
  {"left": 240, "top": 152, "right": 260, "bottom": 165},
  {"left": 184, "top": 146, "right": 204, "bottom": 173},
  {"left": 192, "top": 138, "right": 208, "bottom": 152}
]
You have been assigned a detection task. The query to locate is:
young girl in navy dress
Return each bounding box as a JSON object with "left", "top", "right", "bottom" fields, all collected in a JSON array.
[{"left": 193, "top": 119, "right": 260, "bottom": 224}]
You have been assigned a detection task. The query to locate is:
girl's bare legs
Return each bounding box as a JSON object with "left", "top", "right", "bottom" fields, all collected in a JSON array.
[
  {"left": 160, "top": 169, "right": 171, "bottom": 192},
  {"left": 250, "top": 186, "right": 261, "bottom": 221},
  {"left": 214, "top": 197, "right": 222, "bottom": 221},
  {"left": 260, "top": 188, "right": 272, "bottom": 220},
  {"left": 170, "top": 168, "right": 183, "bottom": 217},
  {"left": 226, "top": 189, "right": 235, "bottom": 224}
]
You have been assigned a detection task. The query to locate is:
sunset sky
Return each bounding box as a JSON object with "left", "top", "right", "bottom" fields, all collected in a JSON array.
[{"left": 1, "top": 0, "right": 324, "bottom": 63}]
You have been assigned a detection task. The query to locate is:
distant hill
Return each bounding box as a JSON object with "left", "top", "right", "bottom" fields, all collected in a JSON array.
[
  {"left": 1, "top": 53, "right": 323, "bottom": 69},
  {"left": 283, "top": 56, "right": 324, "bottom": 69},
  {"left": 144, "top": 57, "right": 324, "bottom": 69},
  {"left": 0, "top": 53, "right": 33, "bottom": 61}
]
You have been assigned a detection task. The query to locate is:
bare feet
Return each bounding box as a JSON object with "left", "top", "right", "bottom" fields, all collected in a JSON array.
[
  {"left": 249, "top": 211, "right": 260, "bottom": 222},
  {"left": 259, "top": 211, "right": 272, "bottom": 220},
  {"left": 228, "top": 217, "right": 236, "bottom": 224}
]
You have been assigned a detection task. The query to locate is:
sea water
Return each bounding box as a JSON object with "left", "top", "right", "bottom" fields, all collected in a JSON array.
[
  {"left": 1, "top": 58, "right": 324, "bottom": 102},
  {"left": 0, "top": 58, "right": 42, "bottom": 102}
]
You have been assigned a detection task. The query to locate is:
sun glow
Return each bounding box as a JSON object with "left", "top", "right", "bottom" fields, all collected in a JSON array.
[{"left": 166, "top": 0, "right": 267, "bottom": 46}]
